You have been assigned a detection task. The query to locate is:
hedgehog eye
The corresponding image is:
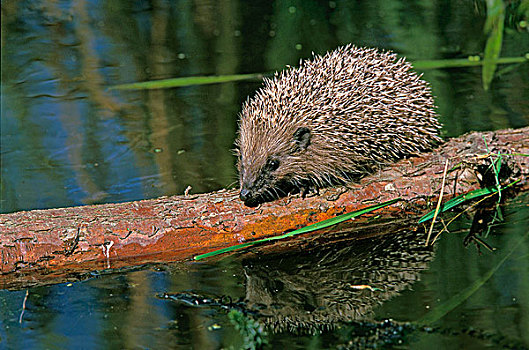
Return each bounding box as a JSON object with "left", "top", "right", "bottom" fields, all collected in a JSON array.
[{"left": 265, "top": 157, "right": 280, "bottom": 171}]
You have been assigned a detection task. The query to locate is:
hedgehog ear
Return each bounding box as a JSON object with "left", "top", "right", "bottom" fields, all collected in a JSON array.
[{"left": 293, "top": 127, "right": 311, "bottom": 152}]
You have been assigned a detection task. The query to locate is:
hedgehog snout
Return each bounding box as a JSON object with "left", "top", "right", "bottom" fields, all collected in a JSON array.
[
  {"left": 239, "top": 165, "right": 278, "bottom": 205},
  {"left": 239, "top": 185, "right": 264, "bottom": 207},
  {"left": 239, "top": 188, "right": 251, "bottom": 202},
  {"left": 239, "top": 173, "right": 257, "bottom": 203}
]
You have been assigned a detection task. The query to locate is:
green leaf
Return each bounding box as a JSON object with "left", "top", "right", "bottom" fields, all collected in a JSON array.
[
  {"left": 194, "top": 198, "right": 401, "bottom": 260},
  {"left": 482, "top": 0, "right": 505, "bottom": 90}
]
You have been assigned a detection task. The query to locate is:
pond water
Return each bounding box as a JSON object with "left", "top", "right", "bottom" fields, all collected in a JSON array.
[{"left": 1, "top": 0, "right": 528, "bottom": 349}]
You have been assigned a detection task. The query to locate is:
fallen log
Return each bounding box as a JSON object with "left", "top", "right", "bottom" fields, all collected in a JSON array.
[{"left": 1, "top": 127, "right": 528, "bottom": 289}]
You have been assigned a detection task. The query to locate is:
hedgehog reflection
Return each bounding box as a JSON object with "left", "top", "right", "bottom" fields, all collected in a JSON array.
[{"left": 241, "top": 223, "right": 434, "bottom": 333}]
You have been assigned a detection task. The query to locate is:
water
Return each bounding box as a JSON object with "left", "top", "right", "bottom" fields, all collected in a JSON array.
[{"left": 1, "top": 0, "right": 528, "bottom": 348}]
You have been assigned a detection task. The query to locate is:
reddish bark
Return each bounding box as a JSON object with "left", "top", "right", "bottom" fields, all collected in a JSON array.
[{"left": 1, "top": 127, "right": 528, "bottom": 289}]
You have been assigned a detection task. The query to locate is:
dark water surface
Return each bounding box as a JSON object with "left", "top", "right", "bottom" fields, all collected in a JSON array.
[{"left": 1, "top": 0, "right": 528, "bottom": 349}]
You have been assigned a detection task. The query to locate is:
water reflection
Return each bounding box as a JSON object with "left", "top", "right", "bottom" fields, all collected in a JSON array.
[
  {"left": 158, "top": 221, "right": 434, "bottom": 335},
  {"left": 239, "top": 223, "right": 433, "bottom": 333},
  {"left": 1, "top": 0, "right": 247, "bottom": 213}
]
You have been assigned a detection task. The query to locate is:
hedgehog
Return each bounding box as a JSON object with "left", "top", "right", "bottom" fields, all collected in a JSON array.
[{"left": 236, "top": 45, "right": 442, "bottom": 206}]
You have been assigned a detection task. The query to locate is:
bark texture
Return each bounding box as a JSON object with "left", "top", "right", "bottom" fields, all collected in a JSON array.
[{"left": 1, "top": 127, "right": 528, "bottom": 289}]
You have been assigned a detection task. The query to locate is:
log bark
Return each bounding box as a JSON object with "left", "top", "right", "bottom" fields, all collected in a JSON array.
[{"left": 1, "top": 127, "right": 528, "bottom": 289}]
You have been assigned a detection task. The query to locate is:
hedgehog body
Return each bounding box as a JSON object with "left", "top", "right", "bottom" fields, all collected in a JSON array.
[{"left": 236, "top": 45, "right": 442, "bottom": 206}]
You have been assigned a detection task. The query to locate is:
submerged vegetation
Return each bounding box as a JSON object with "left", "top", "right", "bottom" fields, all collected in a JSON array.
[{"left": 228, "top": 310, "right": 268, "bottom": 350}]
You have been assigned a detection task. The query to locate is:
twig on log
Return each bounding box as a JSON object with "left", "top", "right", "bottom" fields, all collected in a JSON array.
[{"left": 0, "top": 127, "right": 527, "bottom": 289}]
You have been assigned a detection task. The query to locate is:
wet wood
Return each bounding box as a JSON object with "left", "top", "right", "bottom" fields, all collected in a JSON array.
[{"left": 1, "top": 127, "right": 528, "bottom": 289}]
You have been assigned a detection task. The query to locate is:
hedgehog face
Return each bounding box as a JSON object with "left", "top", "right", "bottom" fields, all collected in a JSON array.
[{"left": 238, "top": 127, "right": 312, "bottom": 206}]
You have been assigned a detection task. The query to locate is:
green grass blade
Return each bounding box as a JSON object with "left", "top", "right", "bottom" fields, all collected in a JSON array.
[
  {"left": 417, "top": 229, "right": 529, "bottom": 325},
  {"left": 192, "top": 242, "right": 256, "bottom": 260},
  {"left": 419, "top": 188, "right": 498, "bottom": 224},
  {"left": 280, "top": 197, "right": 401, "bottom": 237},
  {"left": 109, "top": 54, "right": 529, "bottom": 91},
  {"left": 494, "top": 156, "right": 502, "bottom": 176},
  {"left": 418, "top": 179, "right": 521, "bottom": 223},
  {"left": 194, "top": 198, "right": 401, "bottom": 261},
  {"left": 109, "top": 73, "right": 263, "bottom": 90},
  {"left": 412, "top": 56, "right": 527, "bottom": 70}
]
